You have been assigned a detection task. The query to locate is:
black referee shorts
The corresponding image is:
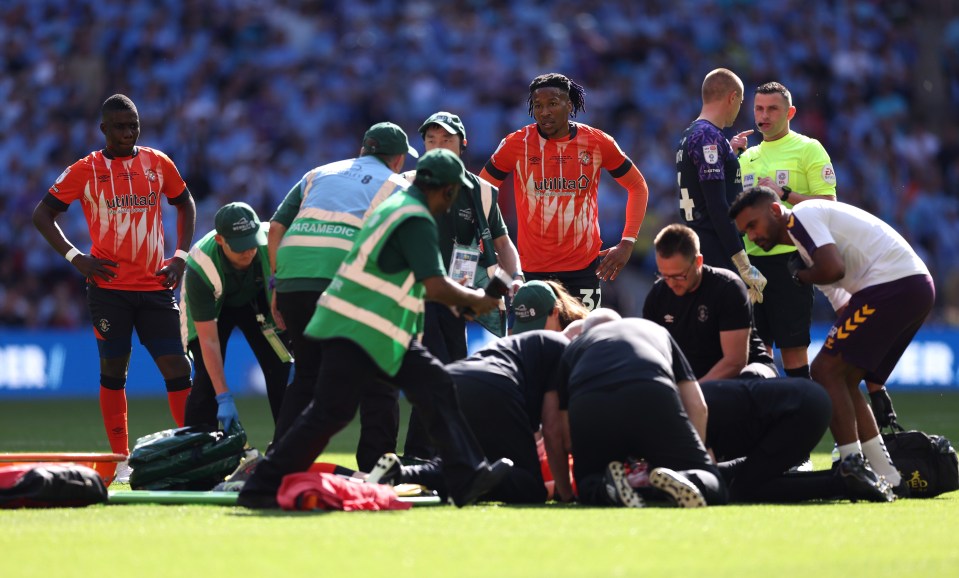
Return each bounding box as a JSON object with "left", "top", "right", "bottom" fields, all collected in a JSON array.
[{"left": 751, "top": 253, "right": 813, "bottom": 349}]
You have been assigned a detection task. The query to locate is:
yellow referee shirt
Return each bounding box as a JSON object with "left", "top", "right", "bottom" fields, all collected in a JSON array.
[{"left": 738, "top": 130, "right": 837, "bottom": 256}]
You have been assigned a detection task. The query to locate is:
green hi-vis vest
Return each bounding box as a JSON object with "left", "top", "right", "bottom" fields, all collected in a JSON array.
[
  {"left": 179, "top": 222, "right": 274, "bottom": 344},
  {"left": 402, "top": 169, "right": 507, "bottom": 337},
  {"left": 304, "top": 192, "right": 433, "bottom": 376}
]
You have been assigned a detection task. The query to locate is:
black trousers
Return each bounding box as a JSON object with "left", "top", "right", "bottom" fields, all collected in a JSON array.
[
  {"left": 404, "top": 301, "right": 468, "bottom": 459},
  {"left": 569, "top": 380, "right": 727, "bottom": 506},
  {"left": 400, "top": 375, "right": 549, "bottom": 504},
  {"left": 243, "top": 338, "right": 487, "bottom": 502},
  {"left": 184, "top": 303, "right": 292, "bottom": 429},
  {"left": 455, "top": 374, "right": 546, "bottom": 503},
  {"left": 703, "top": 378, "right": 843, "bottom": 502},
  {"left": 272, "top": 290, "right": 399, "bottom": 472}
]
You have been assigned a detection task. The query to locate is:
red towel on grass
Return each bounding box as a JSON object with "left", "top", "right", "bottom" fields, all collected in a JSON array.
[{"left": 277, "top": 472, "right": 412, "bottom": 512}]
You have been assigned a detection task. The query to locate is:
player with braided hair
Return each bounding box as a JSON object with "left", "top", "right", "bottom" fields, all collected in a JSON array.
[
  {"left": 481, "top": 73, "right": 649, "bottom": 311},
  {"left": 526, "top": 73, "right": 587, "bottom": 118}
]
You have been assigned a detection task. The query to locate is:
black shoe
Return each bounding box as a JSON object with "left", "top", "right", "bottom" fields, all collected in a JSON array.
[
  {"left": 451, "top": 458, "right": 513, "bottom": 508},
  {"left": 236, "top": 489, "right": 279, "bottom": 509},
  {"left": 837, "top": 453, "right": 895, "bottom": 503},
  {"left": 892, "top": 478, "right": 911, "bottom": 499},
  {"left": 604, "top": 461, "right": 645, "bottom": 508},
  {"left": 366, "top": 453, "right": 403, "bottom": 485},
  {"left": 399, "top": 454, "right": 434, "bottom": 467}
]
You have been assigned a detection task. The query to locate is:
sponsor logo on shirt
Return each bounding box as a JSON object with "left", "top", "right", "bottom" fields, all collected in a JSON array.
[
  {"left": 533, "top": 176, "right": 590, "bottom": 194},
  {"left": 529, "top": 157, "right": 541, "bottom": 165},
  {"left": 106, "top": 192, "right": 159, "bottom": 212},
  {"left": 457, "top": 207, "right": 473, "bottom": 223},
  {"left": 822, "top": 164, "right": 836, "bottom": 185}
]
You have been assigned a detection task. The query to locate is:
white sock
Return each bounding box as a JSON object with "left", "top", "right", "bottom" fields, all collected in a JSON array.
[
  {"left": 862, "top": 435, "right": 902, "bottom": 486},
  {"left": 837, "top": 441, "right": 862, "bottom": 460}
]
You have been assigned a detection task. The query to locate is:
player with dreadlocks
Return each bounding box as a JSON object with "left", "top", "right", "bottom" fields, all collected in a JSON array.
[{"left": 480, "top": 73, "right": 649, "bottom": 311}]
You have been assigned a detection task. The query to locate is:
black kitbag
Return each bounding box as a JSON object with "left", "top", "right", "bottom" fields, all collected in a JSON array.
[
  {"left": 0, "top": 464, "right": 108, "bottom": 508},
  {"left": 882, "top": 423, "right": 959, "bottom": 498},
  {"left": 128, "top": 423, "right": 247, "bottom": 491}
]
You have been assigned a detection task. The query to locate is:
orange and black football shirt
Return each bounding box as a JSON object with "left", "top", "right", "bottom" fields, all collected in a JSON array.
[
  {"left": 46, "top": 146, "right": 188, "bottom": 291},
  {"left": 481, "top": 123, "right": 642, "bottom": 272}
]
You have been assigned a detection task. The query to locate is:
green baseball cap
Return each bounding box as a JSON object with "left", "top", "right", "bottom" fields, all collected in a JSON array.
[
  {"left": 512, "top": 280, "right": 557, "bottom": 334},
  {"left": 362, "top": 122, "right": 419, "bottom": 158},
  {"left": 415, "top": 148, "right": 473, "bottom": 189},
  {"left": 419, "top": 111, "right": 466, "bottom": 140},
  {"left": 214, "top": 202, "right": 266, "bottom": 252}
]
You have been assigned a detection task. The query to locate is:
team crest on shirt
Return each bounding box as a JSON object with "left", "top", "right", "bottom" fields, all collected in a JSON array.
[
  {"left": 702, "top": 145, "right": 718, "bottom": 165},
  {"left": 822, "top": 164, "right": 836, "bottom": 185},
  {"left": 663, "top": 314, "right": 675, "bottom": 324},
  {"left": 458, "top": 207, "right": 473, "bottom": 222},
  {"left": 776, "top": 170, "right": 790, "bottom": 187},
  {"left": 97, "top": 319, "right": 111, "bottom": 334},
  {"left": 146, "top": 169, "right": 158, "bottom": 182},
  {"left": 697, "top": 305, "right": 709, "bottom": 323},
  {"left": 579, "top": 151, "right": 591, "bottom": 166}
]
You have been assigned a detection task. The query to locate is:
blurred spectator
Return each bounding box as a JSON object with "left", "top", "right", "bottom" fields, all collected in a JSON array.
[{"left": 2, "top": 0, "right": 957, "bottom": 326}]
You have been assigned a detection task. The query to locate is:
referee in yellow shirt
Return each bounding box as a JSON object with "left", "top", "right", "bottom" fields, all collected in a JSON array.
[{"left": 736, "top": 81, "right": 836, "bottom": 380}]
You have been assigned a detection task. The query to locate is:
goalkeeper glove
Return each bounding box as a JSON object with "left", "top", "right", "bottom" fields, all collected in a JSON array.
[{"left": 731, "top": 250, "right": 767, "bottom": 304}]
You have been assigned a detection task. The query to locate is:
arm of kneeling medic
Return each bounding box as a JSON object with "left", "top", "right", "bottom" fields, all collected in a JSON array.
[
  {"left": 542, "top": 392, "right": 574, "bottom": 502},
  {"left": 698, "top": 328, "right": 750, "bottom": 383},
  {"left": 422, "top": 275, "right": 499, "bottom": 317},
  {"left": 677, "top": 379, "right": 708, "bottom": 445}
]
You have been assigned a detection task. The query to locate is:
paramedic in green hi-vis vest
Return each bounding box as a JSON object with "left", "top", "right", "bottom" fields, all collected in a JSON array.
[
  {"left": 239, "top": 149, "right": 513, "bottom": 509},
  {"left": 181, "top": 202, "right": 292, "bottom": 433},
  {"left": 267, "top": 122, "right": 418, "bottom": 471}
]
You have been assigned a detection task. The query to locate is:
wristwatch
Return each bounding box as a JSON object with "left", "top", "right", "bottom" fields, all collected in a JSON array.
[{"left": 779, "top": 186, "right": 792, "bottom": 203}]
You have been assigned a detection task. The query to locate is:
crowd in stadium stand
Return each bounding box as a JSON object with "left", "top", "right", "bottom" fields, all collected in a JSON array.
[{"left": 2, "top": 0, "right": 958, "bottom": 328}]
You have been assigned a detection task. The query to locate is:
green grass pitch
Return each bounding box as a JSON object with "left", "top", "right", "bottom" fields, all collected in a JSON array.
[{"left": 2, "top": 393, "right": 958, "bottom": 577}]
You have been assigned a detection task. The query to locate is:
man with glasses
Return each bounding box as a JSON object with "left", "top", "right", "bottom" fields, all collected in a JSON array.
[{"left": 643, "top": 224, "right": 776, "bottom": 381}]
